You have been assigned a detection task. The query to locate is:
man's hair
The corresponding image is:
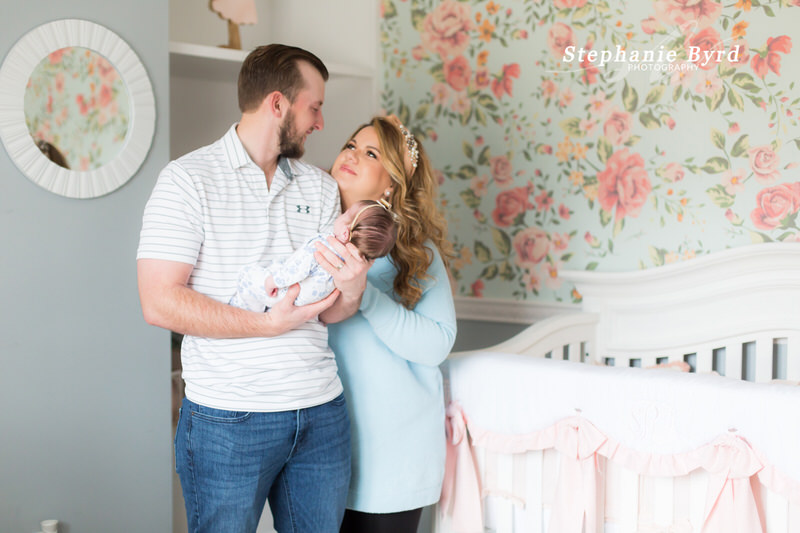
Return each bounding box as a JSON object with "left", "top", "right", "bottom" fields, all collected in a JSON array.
[
  {"left": 349, "top": 201, "right": 398, "bottom": 261},
  {"left": 237, "top": 44, "right": 328, "bottom": 112}
]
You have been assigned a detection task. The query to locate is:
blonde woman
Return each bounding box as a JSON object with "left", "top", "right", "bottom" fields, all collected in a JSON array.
[{"left": 316, "top": 116, "right": 457, "bottom": 532}]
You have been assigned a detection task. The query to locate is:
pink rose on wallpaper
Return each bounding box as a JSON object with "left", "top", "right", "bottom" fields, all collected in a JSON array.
[
  {"left": 444, "top": 56, "right": 471, "bottom": 91},
  {"left": 551, "top": 232, "right": 570, "bottom": 251},
  {"left": 541, "top": 79, "right": 558, "bottom": 99},
  {"left": 641, "top": 17, "right": 662, "bottom": 34},
  {"left": 728, "top": 40, "right": 750, "bottom": 68},
  {"left": 492, "top": 186, "right": 534, "bottom": 227},
  {"left": 49, "top": 48, "right": 66, "bottom": 64},
  {"left": 597, "top": 149, "right": 652, "bottom": 221},
  {"left": 471, "top": 279, "right": 484, "bottom": 297},
  {"left": 420, "top": 0, "right": 473, "bottom": 58},
  {"left": 411, "top": 45, "right": 427, "bottom": 61},
  {"left": 547, "top": 23, "right": 575, "bottom": 59},
  {"left": 512, "top": 227, "right": 550, "bottom": 269},
  {"left": 751, "top": 35, "right": 792, "bottom": 78},
  {"left": 432, "top": 82, "right": 450, "bottom": 105},
  {"left": 554, "top": 0, "right": 587, "bottom": 7},
  {"left": 535, "top": 190, "right": 554, "bottom": 211},
  {"left": 490, "top": 155, "right": 514, "bottom": 187},
  {"left": 722, "top": 168, "right": 746, "bottom": 195},
  {"left": 664, "top": 162, "right": 685, "bottom": 182},
  {"left": 748, "top": 145, "right": 781, "bottom": 183},
  {"left": 653, "top": 0, "right": 722, "bottom": 29},
  {"left": 491, "top": 63, "right": 520, "bottom": 99},
  {"left": 686, "top": 27, "right": 723, "bottom": 70},
  {"left": 750, "top": 183, "right": 800, "bottom": 230},
  {"left": 559, "top": 203, "right": 571, "bottom": 219},
  {"left": 603, "top": 110, "right": 633, "bottom": 145}
]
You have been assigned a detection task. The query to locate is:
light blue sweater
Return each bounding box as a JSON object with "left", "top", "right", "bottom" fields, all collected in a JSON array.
[{"left": 328, "top": 244, "right": 457, "bottom": 513}]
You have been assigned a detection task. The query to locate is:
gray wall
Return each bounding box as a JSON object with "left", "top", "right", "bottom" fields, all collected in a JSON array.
[
  {"left": 452, "top": 319, "right": 528, "bottom": 353},
  {"left": 0, "top": 3, "right": 171, "bottom": 533}
]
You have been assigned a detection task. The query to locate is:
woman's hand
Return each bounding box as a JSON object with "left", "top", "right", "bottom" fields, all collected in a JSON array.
[{"left": 314, "top": 236, "right": 373, "bottom": 323}]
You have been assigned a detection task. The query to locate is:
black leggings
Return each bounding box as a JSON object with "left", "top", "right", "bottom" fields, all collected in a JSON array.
[{"left": 339, "top": 508, "right": 423, "bottom": 533}]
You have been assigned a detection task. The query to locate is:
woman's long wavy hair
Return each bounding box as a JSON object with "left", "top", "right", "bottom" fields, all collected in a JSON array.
[{"left": 345, "top": 116, "right": 453, "bottom": 309}]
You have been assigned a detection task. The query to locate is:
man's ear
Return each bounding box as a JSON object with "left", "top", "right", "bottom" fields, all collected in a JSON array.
[{"left": 261, "top": 91, "right": 285, "bottom": 118}]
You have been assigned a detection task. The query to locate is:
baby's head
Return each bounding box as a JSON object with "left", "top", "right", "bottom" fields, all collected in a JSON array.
[{"left": 335, "top": 200, "right": 397, "bottom": 260}]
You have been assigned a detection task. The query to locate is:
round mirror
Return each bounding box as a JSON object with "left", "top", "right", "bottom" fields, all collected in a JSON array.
[{"left": 0, "top": 19, "right": 155, "bottom": 198}]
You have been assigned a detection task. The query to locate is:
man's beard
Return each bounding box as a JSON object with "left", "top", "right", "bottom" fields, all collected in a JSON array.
[{"left": 278, "top": 109, "right": 305, "bottom": 159}]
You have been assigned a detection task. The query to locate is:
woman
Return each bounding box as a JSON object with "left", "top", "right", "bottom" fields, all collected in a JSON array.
[{"left": 325, "top": 115, "right": 457, "bottom": 532}]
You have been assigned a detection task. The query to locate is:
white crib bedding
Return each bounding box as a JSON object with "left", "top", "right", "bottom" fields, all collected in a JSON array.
[{"left": 446, "top": 351, "right": 800, "bottom": 489}]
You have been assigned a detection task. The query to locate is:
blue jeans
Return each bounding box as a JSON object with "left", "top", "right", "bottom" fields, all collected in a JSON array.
[{"left": 175, "top": 394, "right": 351, "bottom": 533}]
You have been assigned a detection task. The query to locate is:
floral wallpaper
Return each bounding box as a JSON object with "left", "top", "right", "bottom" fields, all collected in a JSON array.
[
  {"left": 380, "top": 0, "right": 800, "bottom": 304},
  {"left": 24, "top": 46, "right": 129, "bottom": 171}
]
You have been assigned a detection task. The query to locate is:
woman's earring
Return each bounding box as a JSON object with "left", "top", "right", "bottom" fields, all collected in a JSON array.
[{"left": 384, "top": 190, "right": 391, "bottom": 198}]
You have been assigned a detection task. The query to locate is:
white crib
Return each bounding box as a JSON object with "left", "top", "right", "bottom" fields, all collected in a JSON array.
[{"left": 436, "top": 243, "right": 800, "bottom": 533}]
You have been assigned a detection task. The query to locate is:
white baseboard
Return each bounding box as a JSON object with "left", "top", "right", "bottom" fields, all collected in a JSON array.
[{"left": 454, "top": 296, "right": 577, "bottom": 325}]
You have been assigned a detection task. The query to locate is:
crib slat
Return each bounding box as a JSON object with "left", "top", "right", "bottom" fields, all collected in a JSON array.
[
  {"left": 695, "top": 347, "right": 713, "bottom": 374},
  {"left": 725, "top": 343, "right": 743, "bottom": 380},
  {"left": 764, "top": 485, "right": 789, "bottom": 533},
  {"left": 755, "top": 335, "right": 773, "bottom": 382},
  {"left": 568, "top": 342, "right": 582, "bottom": 362},
  {"left": 618, "top": 467, "right": 639, "bottom": 533},
  {"left": 787, "top": 334, "right": 800, "bottom": 381},
  {"left": 673, "top": 475, "right": 691, "bottom": 526},
  {"left": 688, "top": 469, "right": 709, "bottom": 528},
  {"left": 520, "top": 450, "right": 544, "bottom": 533},
  {"left": 653, "top": 476, "right": 674, "bottom": 527}
]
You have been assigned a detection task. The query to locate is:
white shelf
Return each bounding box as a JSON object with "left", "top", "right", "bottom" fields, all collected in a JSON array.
[{"left": 169, "top": 41, "right": 373, "bottom": 81}]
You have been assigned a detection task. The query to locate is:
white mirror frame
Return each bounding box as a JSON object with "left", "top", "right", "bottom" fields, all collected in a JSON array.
[{"left": 0, "top": 19, "right": 155, "bottom": 198}]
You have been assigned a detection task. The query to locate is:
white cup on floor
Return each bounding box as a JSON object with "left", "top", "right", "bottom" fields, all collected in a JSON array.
[{"left": 40, "top": 520, "right": 58, "bottom": 533}]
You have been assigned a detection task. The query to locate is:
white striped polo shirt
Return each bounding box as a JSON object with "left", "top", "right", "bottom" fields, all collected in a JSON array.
[{"left": 137, "top": 124, "right": 343, "bottom": 411}]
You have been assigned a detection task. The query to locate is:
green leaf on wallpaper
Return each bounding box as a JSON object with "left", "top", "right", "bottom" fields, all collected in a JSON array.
[
  {"left": 749, "top": 231, "right": 773, "bottom": 243},
  {"left": 478, "top": 94, "right": 497, "bottom": 112},
  {"left": 429, "top": 64, "right": 445, "bottom": 83},
  {"left": 622, "top": 81, "right": 638, "bottom": 112},
  {"left": 398, "top": 103, "right": 411, "bottom": 126},
  {"left": 499, "top": 261, "right": 515, "bottom": 281},
  {"left": 475, "top": 107, "right": 487, "bottom": 126},
  {"left": 624, "top": 135, "right": 641, "bottom": 146},
  {"left": 560, "top": 117, "right": 583, "bottom": 137},
  {"left": 727, "top": 88, "right": 744, "bottom": 111},
  {"left": 731, "top": 135, "right": 750, "bottom": 157},
  {"left": 706, "top": 89, "right": 724, "bottom": 112},
  {"left": 612, "top": 217, "right": 624, "bottom": 237},
  {"left": 573, "top": 5, "right": 592, "bottom": 19},
  {"left": 586, "top": 262, "right": 599, "bottom": 271},
  {"left": 383, "top": 0, "right": 397, "bottom": 18},
  {"left": 492, "top": 228, "right": 512, "bottom": 256},
  {"left": 706, "top": 185, "right": 735, "bottom": 208},
  {"left": 410, "top": 8, "right": 426, "bottom": 30},
  {"left": 763, "top": 5, "right": 775, "bottom": 16},
  {"left": 639, "top": 111, "right": 660, "bottom": 129},
  {"left": 645, "top": 85, "right": 665, "bottom": 105},
  {"left": 457, "top": 164, "right": 477, "bottom": 180},
  {"left": 732, "top": 73, "right": 759, "bottom": 93},
  {"left": 710, "top": 128, "right": 725, "bottom": 150},
  {"left": 649, "top": 246, "right": 665, "bottom": 267},
  {"left": 721, "top": 17, "right": 730, "bottom": 30},
  {"left": 673, "top": 85, "right": 683, "bottom": 102},
  {"left": 463, "top": 141, "right": 474, "bottom": 160},
  {"left": 415, "top": 104, "right": 429, "bottom": 121},
  {"left": 718, "top": 62, "right": 735, "bottom": 79},
  {"left": 459, "top": 189, "right": 481, "bottom": 209},
  {"left": 701, "top": 157, "right": 729, "bottom": 173},
  {"left": 597, "top": 137, "right": 613, "bottom": 163},
  {"left": 477, "top": 146, "right": 491, "bottom": 166},
  {"left": 795, "top": 139, "right": 800, "bottom": 150},
  {"left": 481, "top": 264, "right": 498, "bottom": 280},
  {"left": 475, "top": 241, "right": 492, "bottom": 263},
  {"left": 600, "top": 208, "right": 612, "bottom": 227}
]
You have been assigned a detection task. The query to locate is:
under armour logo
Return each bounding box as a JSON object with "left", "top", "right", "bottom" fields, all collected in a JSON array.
[{"left": 296, "top": 205, "right": 311, "bottom": 213}]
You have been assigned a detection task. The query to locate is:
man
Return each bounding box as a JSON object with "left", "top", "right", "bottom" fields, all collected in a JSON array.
[{"left": 137, "top": 44, "right": 368, "bottom": 533}]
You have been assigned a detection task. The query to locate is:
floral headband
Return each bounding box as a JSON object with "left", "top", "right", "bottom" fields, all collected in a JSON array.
[{"left": 385, "top": 114, "right": 419, "bottom": 177}]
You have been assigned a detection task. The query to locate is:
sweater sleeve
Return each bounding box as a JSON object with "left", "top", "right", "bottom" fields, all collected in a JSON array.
[{"left": 358, "top": 245, "right": 457, "bottom": 366}]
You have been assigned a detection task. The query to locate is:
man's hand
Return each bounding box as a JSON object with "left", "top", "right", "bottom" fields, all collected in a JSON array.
[{"left": 265, "top": 283, "right": 339, "bottom": 331}]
